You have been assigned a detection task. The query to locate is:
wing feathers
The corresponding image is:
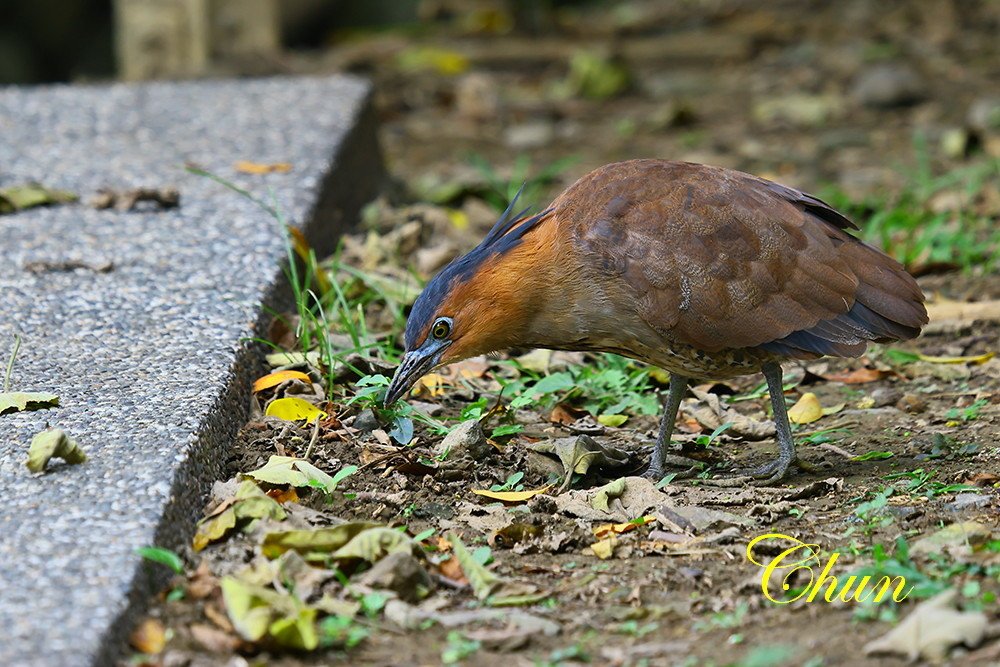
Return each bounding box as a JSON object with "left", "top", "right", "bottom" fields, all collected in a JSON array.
[{"left": 559, "top": 160, "right": 926, "bottom": 360}]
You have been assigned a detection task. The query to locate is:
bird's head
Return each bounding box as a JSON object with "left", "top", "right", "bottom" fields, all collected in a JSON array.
[{"left": 383, "top": 194, "right": 552, "bottom": 406}]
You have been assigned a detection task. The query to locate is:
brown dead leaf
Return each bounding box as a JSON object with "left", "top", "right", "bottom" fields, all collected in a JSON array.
[
  {"left": 685, "top": 388, "right": 774, "bottom": 439},
  {"left": 863, "top": 589, "right": 990, "bottom": 662},
  {"left": 204, "top": 602, "right": 235, "bottom": 633},
  {"left": 187, "top": 561, "right": 218, "bottom": 600},
  {"left": 821, "top": 368, "right": 887, "bottom": 384},
  {"left": 233, "top": 160, "right": 293, "bottom": 174},
  {"left": 549, "top": 402, "right": 589, "bottom": 425},
  {"left": 965, "top": 472, "right": 999, "bottom": 487},
  {"left": 438, "top": 555, "right": 468, "bottom": 584},
  {"left": 190, "top": 623, "right": 241, "bottom": 653},
  {"left": 675, "top": 415, "right": 704, "bottom": 434},
  {"left": 440, "top": 357, "right": 490, "bottom": 381},
  {"left": 130, "top": 618, "right": 166, "bottom": 654},
  {"left": 265, "top": 487, "right": 300, "bottom": 504}
]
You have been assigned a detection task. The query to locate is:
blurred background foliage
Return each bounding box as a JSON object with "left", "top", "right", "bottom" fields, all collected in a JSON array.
[{"left": 4, "top": 0, "right": 999, "bottom": 274}]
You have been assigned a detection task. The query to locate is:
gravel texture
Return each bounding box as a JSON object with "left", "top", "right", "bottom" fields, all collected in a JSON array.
[{"left": 0, "top": 75, "right": 383, "bottom": 666}]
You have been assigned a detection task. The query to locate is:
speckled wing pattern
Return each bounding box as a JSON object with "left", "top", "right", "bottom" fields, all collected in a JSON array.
[{"left": 558, "top": 160, "right": 927, "bottom": 358}]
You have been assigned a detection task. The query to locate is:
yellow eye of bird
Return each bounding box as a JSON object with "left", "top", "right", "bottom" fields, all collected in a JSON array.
[{"left": 431, "top": 318, "right": 451, "bottom": 339}]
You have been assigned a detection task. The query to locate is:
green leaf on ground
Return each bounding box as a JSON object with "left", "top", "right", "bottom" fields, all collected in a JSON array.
[
  {"left": 0, "top": 391, "right": 59, "bottom": 415},
  {"left": 25, "top": 427, "right": 86, "bottom": 473},
  {"left": 246, "top": 455, "right": 337, "bottom": 490},
  {"left": 221, "top": 576, "right": 318, "bottom": 649},
  {"left": 0, "top": 184, "right": 77, "bottom": 213},
  {"left": 136, "top": 546, "right": 185, "bottom": 575},
  {"left": 262, "top": 523, "right": 380, "bottom": 561},
  {"left": 332, "top": 527, "right": 417, "bottom": 562}
]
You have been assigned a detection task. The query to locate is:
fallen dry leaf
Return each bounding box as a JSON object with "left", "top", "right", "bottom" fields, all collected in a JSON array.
[
  {"left": 90, "top": 187, "right": 178, "bottom": 211},
  {"left": 593, "top": 515, "right": 655, "bottom": 540},
  {"left": 0, "top": 390, "right": 59, "bottom": 415},
  {"left": 234, "top": 160, "right": 293, "bottom": 174},
  {"left": 917, "top": 352, "right": 994, "bottom": 365},
  {"left": 926, "top": 298, "right": 1000, "bottom": 325},
  {"left": 788, "top": 392, "right": 823, "bottom": 424},
  {"left": 590, "top": 537, "right": 616, "bottom": 559},
  {"left": 472, "top": 485, "right": 552, "bottom": 504},
  {"left": 863, "top": 589, "right": 990, "bottom": 663},
  {"left": 25, "top": 427, "right": 86, "bottom": 473},
  {"left": 821, "top": 368, "right": 886, "bottom": 384},
  {"left": 264, "top": 397, "right": 327, "bottom": 423},
  {"left": 190, "top": 623, "right": 241, "bottom": 653},
  {"left": 252, "top": 370, "right": 311, "bottom": 393},
  {"left": 411, "top": 373, "right": 448, "bottom": 398},
  {"left": 130, "top": 618, "right": 167, "bottom": 654},
  {"left": 684, "top": 388, "right": 774, "bottom": 439},
  {"left": 0, "top": 183, "right": 77, "bottom": 213},
  {"left": 787, "top": 392, "right": 844, "bottom": 425}
]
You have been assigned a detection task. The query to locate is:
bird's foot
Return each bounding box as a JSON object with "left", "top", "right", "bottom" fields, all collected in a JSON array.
[
  {"left": 643, "top": 453, "right": 705, "bottom": 482},
  {"left": 737, "top": 455, "right": 822, "bottom": 485}
]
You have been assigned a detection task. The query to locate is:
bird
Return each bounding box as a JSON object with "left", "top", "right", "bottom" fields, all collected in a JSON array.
[{"left": 383, "top": 159, "right": 927, "bottom": 482}]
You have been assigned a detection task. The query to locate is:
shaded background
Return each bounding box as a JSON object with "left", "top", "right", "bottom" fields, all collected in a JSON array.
[{"left": 5, "top": 0, "right": 999, "bottom": 274}]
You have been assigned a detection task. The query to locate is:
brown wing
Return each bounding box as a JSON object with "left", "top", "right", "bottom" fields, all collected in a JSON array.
[{"left": 558, "top": 160, "right": 926, "bottom": 357}]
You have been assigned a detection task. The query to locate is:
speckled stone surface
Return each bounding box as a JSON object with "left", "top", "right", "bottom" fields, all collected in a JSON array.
[{"left": 0, "top": 76, "right": 382, "bottom": 666}]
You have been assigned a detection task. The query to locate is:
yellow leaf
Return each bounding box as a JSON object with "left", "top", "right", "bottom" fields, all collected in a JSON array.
[
  {"left": 471, "top": 485, "right": 552, "bottom": 504},
  {"left": 234, "top": 160, "right": 293, "bottom": 174},
  {"left": 253, "top": 371, "right": 312, "bottom": 394},
  {"left": 130, "top": 618, "right": 167, "bottom": 654},
  {"left": 397, "top": 47, "right": 470, "bottom": 75},
  {"left": 265, "top": 397, "right": 327, "bottom": 423},
  {"left": 447, "top": 209, "right": 469, "bottom": 230},
  {"left": 593, "top": 515, "right": 655, "bottom": 540},
  {"left": 788, "top": 392, "right": 823, "bottom": 424},
  {"left": 253, "top": 370, "right": 311, "bottom": 393},
  {"left": 285, "top": 225, "right": 332, "bottom": 294},
  {"left": 591, "top": 537, "right": 616, "bottom": 560},
  {"left": 411, "top": 373, "right": 448, "bottom": 398},
  {"left": 917, "top": 352, "right": 994, "bottom": 365},
  {"left": 193, "top": 507, "right": 236, "bottom": 552},
  {"left": 597, "top": 414, "right": 627, "bottom": 427}
]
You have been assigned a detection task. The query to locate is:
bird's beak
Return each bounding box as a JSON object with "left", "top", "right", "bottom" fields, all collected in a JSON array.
[{"left": 383, "top": 339, "right": 449, "bottom": 407}]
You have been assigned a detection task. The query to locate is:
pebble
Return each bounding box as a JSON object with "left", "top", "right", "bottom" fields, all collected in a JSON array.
[
  {"left": 358, "top": 552, "right": 434, "bottom": 603},
  {"left": 945, "top": 494, "right": 993, "bottom": 512},
  {"left": 436, "top": 419, "right": 491, "bottom": 460},
  {"left": 897, "top": 394, "right": 928, "bottom": 413},
  {"left": 504, "top": 120, "right": 556, "bottom": 149},
  {"left": 968, "top": 96, "right": 1000, "bottom": 132},
  {"left": 851, "top": 63, "right": 926, "bottom": 108},
  {"left": 455, "top": 72, "right": 500, "bottom": 121},
  {"left": 871, "top": 387, "right": 903, "bottom": 408}
]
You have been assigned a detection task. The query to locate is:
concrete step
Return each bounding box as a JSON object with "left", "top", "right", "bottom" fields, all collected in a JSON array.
[{"left": 0, "top": 75, "right": 383, "bottom": 666}]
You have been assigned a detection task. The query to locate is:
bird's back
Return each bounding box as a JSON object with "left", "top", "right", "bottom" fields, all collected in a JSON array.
[{"left": 545, "top": 159, "right": 926, "bottom": 371}]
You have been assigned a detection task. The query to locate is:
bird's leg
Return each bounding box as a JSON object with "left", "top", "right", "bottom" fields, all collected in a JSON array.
[
  {"left": 643, "top": 373, "right": 691, "bottom": 480},
  {"left": 746, "top": 361, "right": 797, "bottom": 482}
]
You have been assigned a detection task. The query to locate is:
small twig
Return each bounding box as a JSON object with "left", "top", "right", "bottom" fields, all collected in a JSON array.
[
  {"left": 304, "top": 418, "right": 321, "bottom": 459},
  {"left": 4, "top": 334, "right": 21, "bottom": 393},
  {"left": 817, "top": 443, "right": 855, "bottom": 459}
]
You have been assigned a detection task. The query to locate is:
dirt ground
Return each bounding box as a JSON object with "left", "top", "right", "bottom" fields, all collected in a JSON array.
[{"left": 132, "top": 2, "right": 999, "bottom": 666}]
